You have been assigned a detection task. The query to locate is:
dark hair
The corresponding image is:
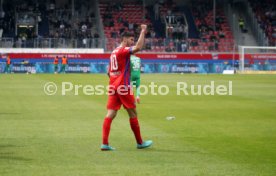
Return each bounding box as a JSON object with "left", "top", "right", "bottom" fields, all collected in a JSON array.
[{"left": 121, "top": 32, "right": 135, "bottom": 38}]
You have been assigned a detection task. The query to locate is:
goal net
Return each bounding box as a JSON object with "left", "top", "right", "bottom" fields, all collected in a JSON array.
[{"left": 238, "top": 46, "right": 276, "bottom": 73}]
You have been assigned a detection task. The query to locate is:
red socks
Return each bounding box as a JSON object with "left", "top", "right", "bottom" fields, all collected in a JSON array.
[
  {"left": 129, "top": 117, "right": 143, "bottom": 144},
  {"left": 102, "top": 117, "right": 143, "bottom": 145},
  {"left": 102, "top": 117, "right": 113, "bottom": 145}
]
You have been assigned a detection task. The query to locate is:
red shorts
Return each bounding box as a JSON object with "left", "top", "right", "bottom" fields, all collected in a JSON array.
[{"left": 106, "top": 86, "right": 136, "bottom": 110}]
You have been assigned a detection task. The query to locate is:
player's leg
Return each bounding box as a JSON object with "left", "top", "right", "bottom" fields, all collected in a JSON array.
[
  {"left": 101, "top": 92, "right": 121, "bottom": 151},
  {"left": 54, "top": 65, "right": 58, "bottom": 74},
  {"left": 4, "top": 65, "right": 7, "bottom": 73},
  {"left": 59, "top": 65, "right": 63, "bottom": 73},
  {"left": 61, "top": 64, "right": 65, "bottom": 73},
  {"left": 126, "top": 108, "right": 153, "bottom": 149},
  {"left": 131, "top": 76, "right": 140, "bottom": 103},
  {"left": 131, "top": 76, "right": 136, "bottom": 89},
  {"left": 101, "top": 109, "right": 117, "bottom": 151},
  {"left": 126, "top": 108, "right": 142, "bottom": 144},
  {"left": 135, "top": 77, "right": 141, "bottom": 103},
  {"left": 8, "top": 65, "right": 11, "bottom": 73},
  {"left": 6, "top": 65, "right": 10, "bottom": 73},
  {"left": 120, "top": 93, "right": 152, "bottom": 149}
]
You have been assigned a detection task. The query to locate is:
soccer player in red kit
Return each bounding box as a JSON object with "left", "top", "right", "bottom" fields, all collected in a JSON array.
[{"left": 101, "top": 24, "right": 153, "bottom": 151}]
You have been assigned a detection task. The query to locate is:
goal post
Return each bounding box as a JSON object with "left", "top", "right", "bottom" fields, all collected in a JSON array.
[{"left": 238, "top": 46, "right": 276, "bottom": 73}]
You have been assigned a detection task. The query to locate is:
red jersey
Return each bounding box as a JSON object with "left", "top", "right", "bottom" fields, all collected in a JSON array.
[
  {"left": 54, "top": 57, "right": 59, "bottom": 64},
  {"left": 108, "top": 46, "right": 133, "bottom": 88}
]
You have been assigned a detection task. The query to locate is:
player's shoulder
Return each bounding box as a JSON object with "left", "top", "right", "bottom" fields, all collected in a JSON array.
[
  {"left": 113, "top": 46, "right": 130, "bottom": 54},
  {"left": 112, "top": 46, "right": 122, "bottom": 53},
  {"left": 117, "top": 46, "right": 131, "bottom": 51}
]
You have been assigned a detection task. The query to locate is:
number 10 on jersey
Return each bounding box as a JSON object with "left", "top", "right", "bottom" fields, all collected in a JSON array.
[{"left": 110, "top": 54, "right": 118, "bottom": 71}]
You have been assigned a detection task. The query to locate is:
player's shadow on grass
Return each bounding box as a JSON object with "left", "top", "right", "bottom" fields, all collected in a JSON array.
[
  {"left": 0, "top": 113, "right": 21, "bottom": 115},
  {"left": 0, "top": 153, "right": 32, "bottom": 161},
  {"left": 0, "top": 144, "right": 32, "bottom": 161},
  {"left": 145, "top": 148, "right": 208, "bottom": 154},
  {"left": 0, "top": 144, "right": 16, "bottom": 148}
]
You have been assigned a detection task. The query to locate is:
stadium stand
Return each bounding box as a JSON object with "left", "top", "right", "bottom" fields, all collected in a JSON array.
[
  {"left": 190, "top": 0, "right": 234, "bottom": 52},
  {"left": 100, "top": 1, "right": 190, "bottom": 52},
  {"left": 99, "top": 2, "right": 153, "bottom": 51},
  {"left": 0, "top": 0, "right": 100, "bottom": 48},
  {"left": 0, "top": 0, "right": 16, "bottom": 38},
  {"left": 100, "top": 0, "right": 235, "bottom": 53},
  {"left": 248, "top": 0, "right": 276, "bottom": 46},
  {"left": 1, "top": 0, "right": 273, "bottom": 52}
]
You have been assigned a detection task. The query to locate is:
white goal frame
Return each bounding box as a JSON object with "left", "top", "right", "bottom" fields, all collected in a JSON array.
[{"left": 238, "top": 46, "right": 276, "bottom": 72}]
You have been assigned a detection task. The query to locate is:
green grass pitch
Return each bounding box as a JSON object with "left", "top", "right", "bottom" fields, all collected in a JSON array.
[{"left": 0, "top": 74, "right": 276, "bottom": 176}]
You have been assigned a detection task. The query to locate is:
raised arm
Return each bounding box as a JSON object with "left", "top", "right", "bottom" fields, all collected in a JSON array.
[{"left": 132, "top": 24, "right": 147, "bottom": 54}]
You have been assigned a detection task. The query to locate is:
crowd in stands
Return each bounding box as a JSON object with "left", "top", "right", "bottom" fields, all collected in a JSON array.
[
  {"left": 100, "top": 0, "right": 190, "bottom": 52},
  {"left": 0, "top": 0, "right": 16, "bottom": 38},
  {"left": 48, "top": 0, "right": 99, "bottom": 40},
  {"left": 249, "top": 0, "right": 276, "bottom": 46},
  {"left": 153, "top": 0, "right": 176, "bottom": 21},
  {"left": 100, "top": 2, "right": 153, "bottom": 51},
  {"left": 0, "top": 0, "right": 41, "bottom": 47},
  {"left": 190, "top": 0, "right": 234, "bottom": 52},
  {"left": 0, "top": 0, "right": 273, "bottom": 51},
  {"left": 0, "top": 0, "right": 100, "bottom": 48},
  {"left": 152, "top": 0, "right": 189, "bottom": 52}
]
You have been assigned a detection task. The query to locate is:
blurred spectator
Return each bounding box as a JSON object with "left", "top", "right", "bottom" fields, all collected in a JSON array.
[
  {"left": 129, "top": 22, "right": 134, "bottom": 30},
  {"left": 94, "top": 32, "right": 99, "bottom": 38},
  {"left": 82, "top": 38, "right": 87, "bottom": 48},
  {"left": 111, "top": 31, "right": 118, "bottom": 38},
  {"left": 154, "top": 1, "right": 160, "bottom": 20},
  {"left": 167, "top": 25, "right": 173, "bottom": 38},
  {"left": 183, "top": 25, "right": 188, "bottom": 39},
  {"left": 117, "top": 16, "right": 123, "bottom": 23},
  {"left": 181, "top": 40, "right": 188, "bottom": 52},
  {"left": 190, "top": 40, "right": 198, "bottom": 46},
  {"left": 214, "top": 39, "right": 219, "bottom": 50},
  {"left": 123, "top": 18, "right": 129, "bottom": 28},
  {"left": 219, "top": 30, "right": 225, "bottom": 38},
  {"left": 150, "top": 30, "right": 156, "bottom": 38},
  {"left": 238, "top": 17, "right": 245, "bottom": 32}
]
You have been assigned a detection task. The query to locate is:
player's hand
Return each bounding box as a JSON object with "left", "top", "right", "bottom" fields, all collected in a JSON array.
[
  {"left": 136, "top": 97, "right": 140, "bottom": 104},
  {"left": 141, "top": 24, "right": 147, "bottom": 33}
]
